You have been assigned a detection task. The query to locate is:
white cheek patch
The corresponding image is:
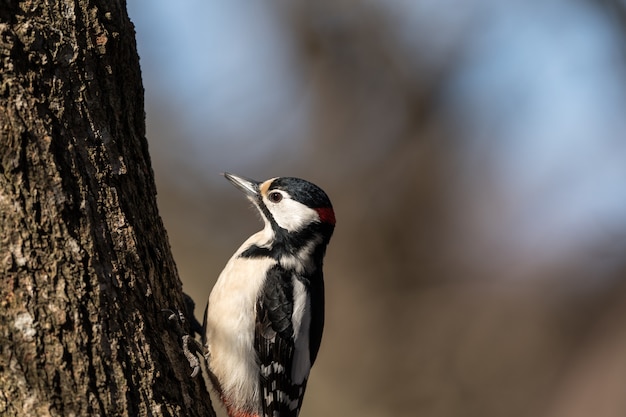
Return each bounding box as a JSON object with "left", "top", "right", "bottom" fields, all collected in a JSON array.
[{"left": 265, "top": 197, "right": 320, "bottom": 232}]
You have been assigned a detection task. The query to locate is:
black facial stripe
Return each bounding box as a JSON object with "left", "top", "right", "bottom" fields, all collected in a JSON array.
[
  {"left": 255, "top": 192, "right": 284, "bottom": 232},
  {"left": 240, "top": 244, "right": 272, "bottom": 259},
  {"left": 239, "top": 221, "right": 329, "bottom": 262}
]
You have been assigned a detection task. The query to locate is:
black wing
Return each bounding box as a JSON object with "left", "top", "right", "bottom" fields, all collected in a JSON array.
[
  {"left": 307, "top": 270, "right": 324, "bottom": 367},
  {"left": 255, "top": 265, "right": 307, "bottom": 417}
]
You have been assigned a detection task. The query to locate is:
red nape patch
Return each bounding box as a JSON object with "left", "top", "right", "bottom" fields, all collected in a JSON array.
[{"left": 316, "top": 207, "right": 336, "bottom": 225}]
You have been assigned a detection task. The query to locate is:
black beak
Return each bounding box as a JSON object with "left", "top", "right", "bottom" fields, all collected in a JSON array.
[{"left": 222, "top": 172, "right": 259, "bottom": 197}]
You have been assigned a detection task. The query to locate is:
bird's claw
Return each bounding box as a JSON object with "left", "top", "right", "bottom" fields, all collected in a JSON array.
[{"left": 162, "top": 301, "right": 205, "bottom": 378}]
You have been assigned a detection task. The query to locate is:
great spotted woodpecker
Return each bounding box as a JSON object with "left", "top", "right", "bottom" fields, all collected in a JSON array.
[{"left": 203, "top": 173, "right": 335, "bottom": 417}]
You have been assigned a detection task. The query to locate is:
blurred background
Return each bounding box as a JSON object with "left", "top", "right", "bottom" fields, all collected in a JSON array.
[{"left": 127, "top": 1, "right": 626, "bottom": 416}]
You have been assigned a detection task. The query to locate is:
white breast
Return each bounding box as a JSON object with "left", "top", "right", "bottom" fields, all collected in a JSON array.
[{"left": 205, "top": 231, "right": 276, "bottom": 412}]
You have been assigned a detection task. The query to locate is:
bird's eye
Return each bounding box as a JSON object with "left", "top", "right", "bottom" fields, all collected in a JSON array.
[{"left": 268, "top": 192, "right": 283, "bottom": 203}]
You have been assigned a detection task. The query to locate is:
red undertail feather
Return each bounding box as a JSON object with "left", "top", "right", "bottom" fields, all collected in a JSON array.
[
  {"left": 222, "top": 395, "right": 258, "bottom": 417},
  {"left": 227, "top": 406, "right": 258, "bottom": 417}
]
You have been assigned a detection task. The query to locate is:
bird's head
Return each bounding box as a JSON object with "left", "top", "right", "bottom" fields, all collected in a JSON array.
[{"left": 223, "top": 173, "right": 335, "bottom": 244}]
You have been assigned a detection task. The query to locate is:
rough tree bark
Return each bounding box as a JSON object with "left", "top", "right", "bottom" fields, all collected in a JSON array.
[{"left": 0, "top": 1, "right": 215, "bottom": 416}]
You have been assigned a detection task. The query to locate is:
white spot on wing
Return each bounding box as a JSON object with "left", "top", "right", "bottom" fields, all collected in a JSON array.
[
  {"left": 261, "top": 362, "right": 286, "bottom": 377},
  {"left": 263, "top": 390, "right": 302, "bottom": 411},
  {"left": 291, "top": 278, "right": 311, "bottom": 384}
]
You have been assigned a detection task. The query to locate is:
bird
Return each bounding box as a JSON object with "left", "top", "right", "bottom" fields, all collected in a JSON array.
[{"left": 203, "top": 173, "right": 335, "bottom": 417}]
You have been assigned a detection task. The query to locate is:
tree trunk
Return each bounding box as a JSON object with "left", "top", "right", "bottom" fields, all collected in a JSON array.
[{"left": 0, "top": 1, "right": 215, "bottom": 416}]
